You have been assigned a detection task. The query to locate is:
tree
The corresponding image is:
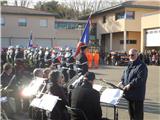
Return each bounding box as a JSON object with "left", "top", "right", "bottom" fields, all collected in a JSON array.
[
  {"left": 13, "top": 0, "right": 31, "bottom": 7},
  {"left": 34, "top": 0, "right": 123, "bottom": 19},
  {"left": 0, "top": 0, "right": 8, "bottom": 6}
]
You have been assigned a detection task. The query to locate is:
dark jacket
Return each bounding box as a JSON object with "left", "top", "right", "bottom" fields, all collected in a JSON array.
[
  {"left": 77, "top": 52, "right": 88, "bottom": 75},
  {"left": 71, "top": 81, "right": 102, "bottom": 120},
  {"left": 1, "top": 72, "right": 13, "bottom": 88},
  {"left": 121, "top": 58, "right": 148, "bottom": 101},
  {"left": 48, "top": 83, "right": 69, "bottom": 120}
]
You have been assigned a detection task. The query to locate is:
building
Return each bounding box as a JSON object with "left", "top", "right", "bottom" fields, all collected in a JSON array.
[
  {"left": 54, "top": 19, "right": 86, "bottom": 48},
  {"left": 90, "top": 0, "right": 160, "bottom": 52},
  {"left": 141, "top": 11, "right": 160, "bottom": 52},
  {"left": 1, "top": 6, "right": 86, "bottom": 48}
]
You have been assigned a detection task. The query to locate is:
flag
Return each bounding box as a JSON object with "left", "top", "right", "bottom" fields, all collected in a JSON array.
[
  {"left": 28, "top": 31, "right": 33, "bottom": 48},
  {"left": 74, "top": 16, "right": 91, "bottom": 57}
]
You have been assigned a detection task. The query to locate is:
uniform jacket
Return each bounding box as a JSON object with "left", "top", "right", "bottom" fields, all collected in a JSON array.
[
  {"left": 77, "top": 52, "right": 88, "bottom": 75},
  {"left": 48, "top": 83, "right": 69, "bottom": 120},
  {"left": 121, "top": 58, "right": 148, "bottom": 101},
  {"left": 71, "top": 81, "right": 102, "bottom": 120}
]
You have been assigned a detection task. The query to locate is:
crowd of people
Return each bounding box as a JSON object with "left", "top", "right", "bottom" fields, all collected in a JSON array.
[
  {"left": 0, "top": 45, "right": 151, "bottom": 120},
  {"left": 1, "top": 44, "right": 107, "bottom": 120},
  {"left": 99, "top": 49, "right": 160, "bottom": 66}
]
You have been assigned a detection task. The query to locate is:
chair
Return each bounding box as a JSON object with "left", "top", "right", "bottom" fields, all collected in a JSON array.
[{"left": 65, "top": 105, "right": 88, "bottom": 120}]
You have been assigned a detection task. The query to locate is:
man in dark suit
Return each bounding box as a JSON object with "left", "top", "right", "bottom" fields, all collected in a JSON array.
[
  {"left": 71, "top": 72, "right": 102, "bottom": 120},
  {"left": 118, "top": 48, "right": 148, "bottom": 120}
]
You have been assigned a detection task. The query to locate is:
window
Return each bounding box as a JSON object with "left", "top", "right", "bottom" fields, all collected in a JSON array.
[
  {"left": 18, "top": 18, "right": 27, "bottom": 26},
  {"left": 129, "top": 40, "right": 137, "bottom": 44},
  {"left": 55, "top": 22, "right": 86, "bottom": 30},
  {"left": 120, "top": 40, "right": 137, "bottom": 44},
  {"left": 125, "top": 11, "right": 135, "bottom": 19},
  {"left": 115, "top": 12, "right": 125, "bottom": 20},
  {"left": 0, "top": 17, "right": 5, "bottom": 26},
  {"left": 103, "top": 16, "right": 106, "bottom": 23},
  {"left": 40, "top": 19, "right": 48, "bottom": 27},
  {"left": 120, "top": 40, "right": 124, "bottom": 44}
]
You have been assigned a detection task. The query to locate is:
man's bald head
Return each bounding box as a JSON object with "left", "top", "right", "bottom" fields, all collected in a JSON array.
[{"left": 128, "top": 48, "right": 138, "bottom": 62}]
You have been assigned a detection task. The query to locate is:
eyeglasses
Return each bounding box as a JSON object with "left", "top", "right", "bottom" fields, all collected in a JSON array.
[{"left": 128, "top": 54, "right": 135, "bottom": 57}]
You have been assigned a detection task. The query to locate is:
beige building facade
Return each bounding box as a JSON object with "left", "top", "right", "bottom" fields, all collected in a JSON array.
[
  {"left": 91, "top": 0, "right": 160, "bottom": 52},
  {"left": 141, "top": 11, "right": 160, "bottom": 52},
  {"left": 1, "top": 6, "right": 86, "bottom": 48}
]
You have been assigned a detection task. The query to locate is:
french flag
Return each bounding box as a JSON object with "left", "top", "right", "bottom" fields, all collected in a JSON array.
[
  {"left": 74, "top": 15, "right": 91, "bottom": 57},
  {"left": 28, "top": 31, "right": 33, "bottom": 48}
]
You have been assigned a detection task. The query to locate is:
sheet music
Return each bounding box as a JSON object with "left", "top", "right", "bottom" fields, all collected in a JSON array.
[
  {"left": 93, "top": 84, "right": 103, "bottom": 91},
  {"left": 39, "top": 94, "right": 60, "bottom": 111},
  {"left": 100, "top": 88, "right": 123, "bottom": 105},
  {"left": 0, "top": 97, "right": 7, "bottom": 102},
  {"left": 30, "top": 94, "right": 60, "bottom": 111},
  {"left": 30, "top": 98, "right": 42, "bottom": 108}
]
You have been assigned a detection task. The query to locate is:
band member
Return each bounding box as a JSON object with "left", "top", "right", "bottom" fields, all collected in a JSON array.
[
  {"left": 118, "top": 48, "right": 148, "bottom": 120},
  {"left": 76, "top": 45, "right": 88, "bottom": 75},
  {"left": 47, "top": 70, "right": 69, "bottom": 120},
  {"left": 1, "top": 63, "right": 16, "bottom": 119},
  {"left": 70, "top": 72, "right": 102, "bottom": 120}
]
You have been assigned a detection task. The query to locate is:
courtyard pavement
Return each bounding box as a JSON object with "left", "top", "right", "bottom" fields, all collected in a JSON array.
[{"left": 91, "top": 65, "right": 160, "bottom": 120}]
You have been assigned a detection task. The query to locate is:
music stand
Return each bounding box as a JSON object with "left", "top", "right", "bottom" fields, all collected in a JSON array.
[
  {"left": 30, "top": 94, "right": 61, "bottom": 112},
  {"left": 100, "top": 88, "right": 123, "bottom": 120},
  {"left": 93, "top": 84, "right": 103, "bottom": 92}
]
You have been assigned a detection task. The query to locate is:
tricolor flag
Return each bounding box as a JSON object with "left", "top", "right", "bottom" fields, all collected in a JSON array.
[
  {"left": 74, "top": 15, "right": 91, "bottom": 57},
  {"left": 28, "top": 31, "right": 33, "bottom": 48}
]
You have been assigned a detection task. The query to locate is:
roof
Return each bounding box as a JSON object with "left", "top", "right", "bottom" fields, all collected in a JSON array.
[
  {"left": 92, "top": 0, "right": 160, "bottom": 16},
  {"left": 1, "top": 6, "right": 58, "bottom": 16}
]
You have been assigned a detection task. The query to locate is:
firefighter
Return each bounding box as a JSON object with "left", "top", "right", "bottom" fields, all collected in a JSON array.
[{"left": 76, "top": 45, "right": 88, "bottom": 75}]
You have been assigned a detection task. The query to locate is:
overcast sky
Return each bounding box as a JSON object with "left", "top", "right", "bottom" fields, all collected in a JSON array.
[
  {"left": 4, "top": 0, "right": 124, "bottom": 9},
  {"left": 5, "top": 0, "right": 121, "bottom": 6}
]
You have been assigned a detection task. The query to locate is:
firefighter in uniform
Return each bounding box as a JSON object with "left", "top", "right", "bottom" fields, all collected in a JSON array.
[
  {"left": 6, "top": 46, "right": 15, "bottom": 66},
  {"left": 33, "top": 48, "right": 39, "bottom": 68},
  {"left": 76, "top": 45, "right": 88, "bottom": 75},
  {"left": 38, "top": 47, "right": 45, "bottom": 68},
  {"left": 44, "top": 47, "right": 51, "bottom": 67},
  {"left": 60, "top": 48, "right": 68, "bottom": 82},
  {"left": 65, "top": 47, "right": 76, "bottom": 80},
  {"left": 51, "top": 49, "right": 61, "bottom": 69}
]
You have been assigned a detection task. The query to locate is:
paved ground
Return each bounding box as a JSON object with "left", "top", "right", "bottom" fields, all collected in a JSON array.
[
  {"left": 91, "top": 65, "right": 160, "bottom": 120},
  {"left": 13, "top": 65, "right": 160, "bottom": 120}
]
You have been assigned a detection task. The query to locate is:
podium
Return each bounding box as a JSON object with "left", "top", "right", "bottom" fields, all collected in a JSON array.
[{"left": 100, "top": 88, "right": 123, "bottom": 120}]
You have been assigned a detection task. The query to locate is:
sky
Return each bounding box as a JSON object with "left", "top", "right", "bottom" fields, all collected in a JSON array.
[
  {"left": 3, "top": 0, "right": 124, "bottom": 9},
  {"left": 4, "top": 0, "right": 122, "bottom": 7}
]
